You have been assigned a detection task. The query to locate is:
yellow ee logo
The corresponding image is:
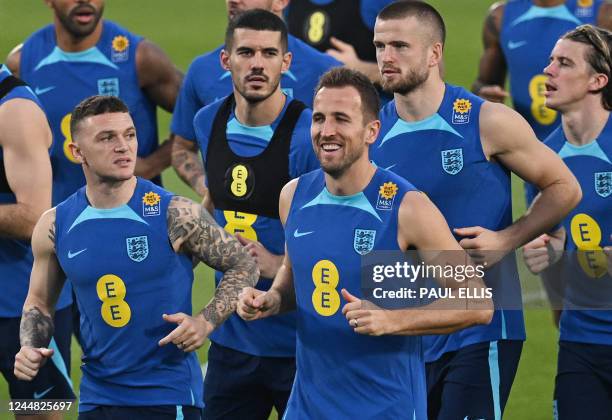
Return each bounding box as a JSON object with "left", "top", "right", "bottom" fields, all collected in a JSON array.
[
  {"left": 96, "top": 274, "right": 131, "bottom": 327},
  {"left": 230, "top": 165, "right": 249, "bottom": 198},
  {"left": 570, "top": 213, "right": 607, "bottom": 278},
  {"left": 61, "top": 113, "right": 79, "bottom": 164},
  {"left": 529, "top": 75, "right": 557, "bottom": 126},
  {"left": 311, "top": 260, "right": 340, "bottom": 316},
  {"left": 224, "top": 211, "right": 258, "bottom": 241},
  {"left": 307, "top": 11, "right": 326, "bottom": 44}
]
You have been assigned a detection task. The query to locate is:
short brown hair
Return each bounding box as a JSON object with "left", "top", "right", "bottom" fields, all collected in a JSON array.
[
  {"left": 562, "top": 24, "right": 612, "bottom": 110},
  {"left": 378, "top": 1, "right": 446, "bottom": 47},
  {"left": 70, "top": 95, "right": 130, "bottom": 139},
  {"left": 315, "top": 67, "right": 380, "bottom": 123}
]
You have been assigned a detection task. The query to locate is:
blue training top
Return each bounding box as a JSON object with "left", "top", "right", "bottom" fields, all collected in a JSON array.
[
  {"left": 284, "top": 167, "right": 427, "bottom": 419},
  {"left": 500, "top": 0, "right": 602, "bottom": 140},
  {"left": 20, "top": 20, "right": 161, "bottom": 205},
  {"left": 0, "top": 64, "right": 71, "bottom": 316},
  {"left": 55, "top": 178, "right": 203, "bottom": 412},
  {"left": 371, "top": 84, "right": 526, "bottom": 362}
]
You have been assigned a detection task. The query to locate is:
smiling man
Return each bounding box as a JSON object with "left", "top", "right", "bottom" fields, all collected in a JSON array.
[
  {"left": 237, "top": 67, "right": 494, "bottom": 419},
  {"left": 191, "top": 9, "right": 318, "bottom": 419}
]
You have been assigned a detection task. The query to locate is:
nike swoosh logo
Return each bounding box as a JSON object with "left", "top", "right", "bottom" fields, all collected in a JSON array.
[
  {"left": 384, "top": 164, "right": 397, "bottom": 170},
  {"left": 507, "top": 40, "right": 527, "bottom": 50},
  {"left": 34, "top": 86, "right": 55, "bottom": 95},
  {"left": 293, "top": 229, "right": 313, "bottom": 238},
  {"left": 68, "top": 248, "right": 87, "bottom": 258},
  {"left": 34, "top": 386, "right": 54, "bottom": 399}
]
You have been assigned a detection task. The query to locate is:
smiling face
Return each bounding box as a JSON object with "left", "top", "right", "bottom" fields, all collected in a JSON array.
[
  {"left": 543, "top": 38, "right": 605, "bottom": 111},
  {"left": 311, "top": 86, "right": 377, "bottom": 179},
  {"left": 374, "top": 16, "right": 439, "bottom": 95},
  {"left": 221, "top": 28, "right": 291, "bottom": 103},
  {"left": 47, "top": 0, "right": 104, "bottom": 38},
  {"left": 70, "top": 112, "right": 137, "bottom": 183}
]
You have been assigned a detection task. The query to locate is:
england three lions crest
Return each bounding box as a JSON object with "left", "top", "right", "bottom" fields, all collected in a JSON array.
[
  {"left": 354, "top": 229, "right": 376, "bottom": 255},
  {"left": 441, "top": 148, "right": 463, "bottom": 175},
  {"left": 126, "top": 236, "right": 149, "bottom": 262},
  {"left": 595, "top": 172, "right": 612, "bottom": 198}
]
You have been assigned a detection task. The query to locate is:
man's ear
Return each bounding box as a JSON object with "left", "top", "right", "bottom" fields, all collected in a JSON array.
[
  {"left": 220, "top": 49, "right": 231, "bottom": 71},
  {"left": 68, "top": 140, "right": 85, "bottom": 165}
]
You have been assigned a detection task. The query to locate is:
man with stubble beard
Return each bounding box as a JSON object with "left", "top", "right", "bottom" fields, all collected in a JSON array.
[
  {"left": 191, "top": 10, "right": 319, "bottom": 420},
  {"left": 370, "top": 2, "right": 581, "bottom": 419}
]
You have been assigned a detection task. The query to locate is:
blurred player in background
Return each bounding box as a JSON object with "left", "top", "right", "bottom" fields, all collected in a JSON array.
[
  {"left": 171, "top": 0, "right": 338, "bottom": 198},
  {"left": 473, "top": 0, "right": 611, "bottom": 140},
  {"left": 0, "top": 64, "right": 73, "bottom": 419},
  {"left": 7, "top": 0, "right": 182, "bottom": 204},
  {"left": 238, "top": 67, "right": 493, "bottom": 420},
  {"left": 371, "top": 2, "right": 581, "bottom": 418},
  {"left": 14, "top": 95, "right": 258, "bottom": 420},
  {"left": 6, "top": 0, "right": 183, "bottom": 345},
  {"left": 523, "top": 24, "right": 612, "bottom": 419},
  {"left": 191, "top": 10, "right": 319, "bottom": 419},
  {"left": 475, "top": 0, "right": 610, "bottom": 329}
]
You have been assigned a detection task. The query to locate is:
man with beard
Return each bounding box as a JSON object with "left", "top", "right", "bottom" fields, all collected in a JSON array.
[
  {"left": 369, "top": 2, "right": 581, "bottom": 419},
  {"left": 192, "top": 10, "right": 318, "bottom": 419},
  {"left": 237, "top": 67, "right": 494, "bottom": 419},
  {"left": 6, "top": 0, "right": 182, "bottom": 347},
  {"left": 171, "top": 0, "right": 338, "bottom": 199},
  {"left": 7, "top": 0, "right": 181, "bottom": 204}
]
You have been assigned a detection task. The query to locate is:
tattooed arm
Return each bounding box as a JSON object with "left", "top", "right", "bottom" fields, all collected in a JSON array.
[
  {"left": 15, "top": 209, "right": 66, "bottom": 380},
  {"left": 171, "top": 135, "right": 208, "bottom": 199},
  {"left": 158, "top": 196, "right": 259, "bottom": 352}
]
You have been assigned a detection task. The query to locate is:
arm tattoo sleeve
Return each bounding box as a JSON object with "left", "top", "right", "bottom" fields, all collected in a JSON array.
[
  {"left": 20, "top": 307, "right": 54, "bottom": 348},
  {"left": 168, "top": 196, "right": 259, "bottom": 328}
]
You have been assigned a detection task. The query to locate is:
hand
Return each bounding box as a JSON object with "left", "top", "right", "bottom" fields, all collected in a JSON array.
[
  {"left": 158, "top": 312, "right": 213, "bottom": 352},
  {"left": 341, "top": 289, "right": 391, "bottom": 336},
  {"left": 522, "top": 233, "right": 563, "bottom": 274},
  {"left": 14, "top": 346, "right": 53, "bottom": 381},
  {"left": 237, "top": 287, "right": 281, "bottom": 321},
  {"left": 236, "top": 233, "right": 283, "bottom": 279},
  {"left": 454, "top": 226, "right": 510, "bottom": 267},
  {"left": 476, "top": 85, "right": 509, "bottom": 103},
  {"left": 326, "top": 37, "right": 360, "bottom": 68}
]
